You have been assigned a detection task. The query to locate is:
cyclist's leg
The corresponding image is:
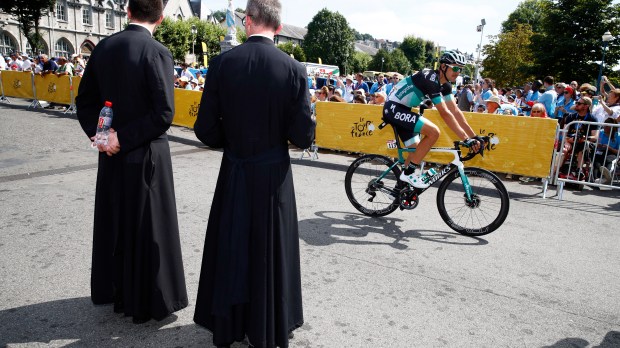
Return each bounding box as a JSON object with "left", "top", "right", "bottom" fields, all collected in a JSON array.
[{"left": 406, "top": 117, "right": 440, "bottom": 166}]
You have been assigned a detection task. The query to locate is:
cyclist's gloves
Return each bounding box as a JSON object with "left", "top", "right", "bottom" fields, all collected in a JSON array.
[{"left": 462, "top": 138, "right": 479, "bottom": 148}]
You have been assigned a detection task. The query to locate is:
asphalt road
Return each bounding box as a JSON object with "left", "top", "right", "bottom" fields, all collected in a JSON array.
[{"left": 1, "top": 100, "right": 619, "bottom": 348}]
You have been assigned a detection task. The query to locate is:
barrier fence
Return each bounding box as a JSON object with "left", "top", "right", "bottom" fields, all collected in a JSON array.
[
  {"left": 2, "top": 73, "right": 561, "bottom": 180},
  {"left": 544, "top": 120, "right": 620, "bottom": 200},
  {"left": 315, "top": 102, "right": 557, "bottom": 178}
]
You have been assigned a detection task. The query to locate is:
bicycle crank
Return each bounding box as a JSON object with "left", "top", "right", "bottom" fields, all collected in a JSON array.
[{"left": 399, "top": 187, "right": 419, "bottom": 210}]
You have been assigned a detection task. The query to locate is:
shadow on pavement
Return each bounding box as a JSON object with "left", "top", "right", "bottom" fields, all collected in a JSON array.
[
  {"left": 541, "top": 331, "right": 620, "bottom": 347},
  {"left": 0, "top": 297, "right": 228, "bottom": 347},
  {"left": 299, "top": 210, "right": 488, "bottom": 250}
]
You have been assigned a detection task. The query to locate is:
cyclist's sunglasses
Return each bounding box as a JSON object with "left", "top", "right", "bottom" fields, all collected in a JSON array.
[{"left": 446, "top": 64, "right": 463, "bottom": 73}]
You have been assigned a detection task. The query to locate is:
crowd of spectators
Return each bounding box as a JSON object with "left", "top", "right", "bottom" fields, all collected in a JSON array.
[{"left": 0, "top": 51, "right": 86, "bottom": 78}]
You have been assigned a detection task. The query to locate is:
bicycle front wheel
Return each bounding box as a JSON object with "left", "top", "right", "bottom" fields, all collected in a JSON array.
[
  {"left": 436, "top": 167, "right": 510, "bottom": 236},
  {"left": 345, "top": 154, "right": 401, "bottom": 216}
]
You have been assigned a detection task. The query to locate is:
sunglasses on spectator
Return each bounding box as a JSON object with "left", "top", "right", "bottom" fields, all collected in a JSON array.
[
  {"left": 446, "top": 65, "right": 462, "bottom": 73},
  {"left": 563, "top": 91, "right": 570, "bottom": 94}
]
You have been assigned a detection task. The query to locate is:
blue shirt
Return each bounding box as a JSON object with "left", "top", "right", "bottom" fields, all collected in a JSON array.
[
  {"left": 538, "top": 86, "right": 557, "bottom": 118},
  {"left": 555, "top": 97, "right": 574, "bottom": 120},
  {"left": 598, "top": 131, "right": 620, "bottom": 150}
]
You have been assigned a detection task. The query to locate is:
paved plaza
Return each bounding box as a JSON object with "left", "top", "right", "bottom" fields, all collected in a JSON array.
[{"left": 1, "top": 101, "right": 619, "bottom": 347}]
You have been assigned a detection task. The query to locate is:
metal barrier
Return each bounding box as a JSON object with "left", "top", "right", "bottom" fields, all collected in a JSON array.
[
  {"left": 544, "top": 120, "right": 620, "bottom": 199},
  {"left": 0, "top": 71, "right": 78, "bottom": 113}
]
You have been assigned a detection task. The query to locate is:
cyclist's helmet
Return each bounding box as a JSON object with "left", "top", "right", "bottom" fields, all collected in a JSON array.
[{"left": 440, "top": 50, "right": 467, "bottom": 66}]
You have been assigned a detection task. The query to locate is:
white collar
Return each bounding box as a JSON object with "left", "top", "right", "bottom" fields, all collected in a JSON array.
[
  {"left": 129, "top": 23, "right": 153, "bottom": 36},
  {"left": 249, "top": 34, "right": 274, "bottom": 41}
]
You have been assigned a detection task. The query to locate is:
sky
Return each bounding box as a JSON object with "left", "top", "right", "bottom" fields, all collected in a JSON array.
[{"left": 275, "top": 0, "right": 524, "bottom": 56}]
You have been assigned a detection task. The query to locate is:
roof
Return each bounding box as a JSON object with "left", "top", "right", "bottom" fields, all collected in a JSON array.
[
  {"left": 355, "top": 42, "right": 378, "bottom": 56},
  {"left": 278, "top": 24, "right": 307, "bottom": 41}
]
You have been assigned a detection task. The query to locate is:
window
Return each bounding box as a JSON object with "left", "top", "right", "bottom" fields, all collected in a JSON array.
[
  {"left": 55, "top": 38, "right": 74, "bottom": 58},
  {"left": 83, "top": 6, "right": 92, "bottom": 25},
  {"left": 56, "top": 0, "right": 67, "bottom": 21},
  {"left": 0, "top": 33, "right": 16, "bottom": 56},
  {"left": 105, "top": 9, "right": 114, "bottom": 28}
]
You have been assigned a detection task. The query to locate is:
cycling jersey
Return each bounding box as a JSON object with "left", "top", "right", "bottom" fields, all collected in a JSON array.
[{"left": 388, "top": 69, "right": 454, "bottom": 107}]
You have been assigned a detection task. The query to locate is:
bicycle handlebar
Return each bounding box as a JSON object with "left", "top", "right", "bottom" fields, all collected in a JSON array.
[{"left": 454, "top": 136, "right": 490, "bottom": 161}]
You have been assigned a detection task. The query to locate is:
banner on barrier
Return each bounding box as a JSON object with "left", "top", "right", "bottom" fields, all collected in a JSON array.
[
  {"left": 315, "top": 102, "right": 557, "bottom": 178},
  {"left": 71, "top": 76, "right": 81, "bottom": 104},
  {"left": 172, "top": 89, "right": 202, "bottom": 128},
  {"left": 34, "top": 74, "right": 72, "bottom": 105},
  {"left": 0, "top": 71, "right": 34, "bottom": 99}
]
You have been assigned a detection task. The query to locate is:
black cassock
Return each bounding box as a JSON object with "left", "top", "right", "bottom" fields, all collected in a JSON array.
[
  {"left": 76, "top": 25, "right": 188, "bottom": 321},
  {"left": 193, "top": 36, "right": 315, "bottom": 348}
]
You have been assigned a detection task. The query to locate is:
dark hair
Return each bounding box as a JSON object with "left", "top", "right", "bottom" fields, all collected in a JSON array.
[
  {"left": 353, "top": 94, "right": 366, "bottom": 104},
  {"left": 128, "top": 0, "right": 163, "bottom": 23},
  {"left": 543, "top": 76, "right": 554, "bottom": 85},
  {"left": 246, "top": 0, "right": 281, "bottom": 30},
  {"left": 329, "top": 95, "right": 345, "bottom": 102}
]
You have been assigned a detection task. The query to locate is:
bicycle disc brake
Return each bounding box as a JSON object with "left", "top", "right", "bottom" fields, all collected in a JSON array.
[{"left": 399, "top": 187, "right": 419, "bottom": 210}]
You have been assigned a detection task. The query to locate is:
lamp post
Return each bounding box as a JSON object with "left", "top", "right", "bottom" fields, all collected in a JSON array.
[
  {"left": 597, "top": 30, "right": 614, "bottom": 95},
  {"left": 191, "top": 24, "right": 197, "bottom": 57},
  {"left": 381, "top": 57, "right": 384, "bottom": 73},
  {"left": 473, "top": 18, "right": 486, "bottom": 83}
]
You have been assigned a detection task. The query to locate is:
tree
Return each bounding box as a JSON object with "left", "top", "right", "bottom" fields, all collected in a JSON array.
[
  {"left": 481, "top": 24, "right": 536, "bottom": 87},
  {"left": 423, "top": 40, "right": 436, "bottom": 69},
  {"left": 302, "top": 8, "right": 355, "bottom": 71},
  {"left": 0, "top": 0, "right": 55, "bottom": 54},
  {"left": 154, "top": 17, "right": 225, "bottom": 64},
  {"left": 399, "top": 36, "right": 426, "bottom": 71},
  {"left": 235, "top": 7, "right": 245, "bottom": 14},
  {"left": 389, "top": 49, "right": 412, "bottom": 75},
  {"left": 350, "top": 51, "right": 371, "bottom": 73},
  {"left": 530, "top": 0, "right": 620, "bottom": 83},
  {"left": 368, "top": 49, "right": 390, "bottom": 72},
  {"left": 501, "top": 0, "right": 546, "bottom": 34},
  {"left": 277, "top": 42, "right": 306, "bottom": 62},
  {"left": 211, "top": 9, "right": 226, "bottom": 22}
]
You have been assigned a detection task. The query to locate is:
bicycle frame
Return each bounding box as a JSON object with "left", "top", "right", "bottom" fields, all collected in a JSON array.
[{"left": 372, "top": 123, "right": 475, "bottom": 200}]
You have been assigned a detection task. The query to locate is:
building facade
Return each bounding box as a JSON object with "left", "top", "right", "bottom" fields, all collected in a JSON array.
[{"left": 0, "top": 0, "right": 128, "bottom": 58}]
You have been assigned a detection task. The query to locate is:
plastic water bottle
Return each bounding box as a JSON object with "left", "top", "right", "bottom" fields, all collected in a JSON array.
[{"left": 95, "top": 101, "right": 113, "bottom": 145}]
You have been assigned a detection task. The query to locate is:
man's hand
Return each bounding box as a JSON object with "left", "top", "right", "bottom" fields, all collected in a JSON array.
[
  {"left": 95, "top": 129, "right": 120, "bottom": 156},
  {"left": 463, "top": 138, "right": 481, "bottom": 153}
]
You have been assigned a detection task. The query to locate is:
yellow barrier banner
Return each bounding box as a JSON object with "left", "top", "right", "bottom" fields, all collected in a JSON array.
[
  {"left": 34, "top": 74, "right": 72, "bottom": 104},
  {"left": 1, "top": 71, "right": 34, "bottom": 99},
  {"left": 315, "top": 102, "right": 557, "bottom": 178},
  {"left": 172, "top": 89, "right": 202, "bottom": 128},
  {"left": 71, "top": 76, "right": 82, "bottom": 104}
]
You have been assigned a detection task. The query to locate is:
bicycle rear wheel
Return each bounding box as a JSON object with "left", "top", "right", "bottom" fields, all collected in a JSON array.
[
  {"left": 345, "top": 154, "right": 401, "bottom": 216},
  {"left": 436, "top": 167, "right": 509, "bottom": 236}
]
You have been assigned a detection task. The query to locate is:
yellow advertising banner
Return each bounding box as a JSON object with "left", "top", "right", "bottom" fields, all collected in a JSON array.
[
  {"left": 172, "top": 89, "right": 202, "bottom": 128},
  {"left": 34, "top": 74, "right": 72, "bottom": 105},
  {"left": 315, "top": 102, "right": 558, "bottom": 178},
  {"left": 71, "top": 76, "right": 82, "bottom": 104},
  {"left": 1, "top": 71, "right": 34, "bottom": 99}
]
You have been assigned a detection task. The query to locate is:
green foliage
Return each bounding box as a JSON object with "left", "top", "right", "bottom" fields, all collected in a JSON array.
[
  {"left": 302, "top": 8, "right": 355, "bottom": 71},
  {"left": 277, "top": 41, "right": 306, "bottom": 62},
  {"left": 237, "top": 30, "right": 247, "bottom": 44},
  {"left": 423, "top": 41, "right": 436, "bottom": 69},
  {"left": 367, "top": 49, "right": 412, "bottom": 75},
  {"left": 154, "top": 17, "right": 226, "bottom": 65},
  {"left": 399, "top": 36, "right": 426, "bottom": 71},
  {"left": 235, "top": 7, "right": 245, "bottom": 14},
  {"left": 482, "top": 24, "right": 536, "bottom": 87},
  {"left": 211, "top": 9, "right": 226, "bottom": 22},
  {"left": 501, "top": 0, "right": 546, "bottom": 34},
  {"left": 0, "top": 0, "right": 54, "bottom": 54},
  {"left": 350, "top": 51, "right": 372, "bottom": 74}
]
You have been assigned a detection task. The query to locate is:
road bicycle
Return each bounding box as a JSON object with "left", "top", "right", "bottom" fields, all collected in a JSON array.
[{"left": 344, "top": 122, "right": 510, "bottom": 236}]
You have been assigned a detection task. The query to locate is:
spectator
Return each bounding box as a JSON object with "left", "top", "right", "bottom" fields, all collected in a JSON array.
[
  {"left": 570, "top": 81, "right": 579, "bottom": 90},
  {"left": 0, "top": 53, "right": 6, "bottom": 70},
  {"left": 179, "top": 62, "right": 194, "bottom": 80},
  {"left": 177, "top": 76, "right": 192, "bottom": 90},
  {"left": 342, "top": 75, "right": 355, "bottom": 102},
  {"left": 514, "top": 89, "right": 525, "bottom": 110},
  {"left": 369, "top": 73, "right": 386, "bottom": 94},
  {"left": 20, "top": 54, "right": 32, "bottom": 71},
  {"left": 329, "top": 95, "right": 345, "bottom": 102},
  {"left": 555, "top": 86, "right": 575, "bottom": 120},
  {"left": 530, "top": 103, "right": 548, "bottom": 118},
  {"left": 485, "top": 95, "right": 518, "bottom": 115},
  {"left": 457, "top": 84, "right": 474, "bottom": 111},
  {"left": 353, "top": 72, "right": 369, "bottom": 94},
  {"left": 538, "top": 76, "right": 557, "bottom": 117},
  {"left": 353, "top": 94, "right": 367, "bottom": 104},
  {"left": 195, "top": 71, "right": 205, "bottom": 85},
  {"left": 371, "top": 91, "right": 386, "bottom": 105},
  {"left": 594, "top": 118, "right": 620, "bottom": 183},
  {"left": 559, "top": 97, "right": 599, "bottom": 174},
  {"left": 55, "top": 56, "right": 74, "bottom": 76},
  {"left": 476, "top": 104, "right": 486, "bottom": 113},
  {"left": 38, "top": 54, "right": 58, "bottom": 75},
  {"left": 317, "top": 86, "right": 328, "bottom": 101},
  {"left": 386, "top": 73, "right": 400, "bottom": 96},
  {"left": 72, "top": 54, "right": 86, "bottom": 76},
  {"left": 592, "top": 78, "right": 620, "bottom": 121}
]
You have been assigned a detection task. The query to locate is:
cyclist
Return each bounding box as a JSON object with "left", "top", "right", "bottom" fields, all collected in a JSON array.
[{"left": 383, "top": 50, "right": 481, "bottom": 188}]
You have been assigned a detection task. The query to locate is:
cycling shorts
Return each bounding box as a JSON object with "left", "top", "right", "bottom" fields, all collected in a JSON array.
[{"left": 382, "top": 100, "right": 427, "bottom": 147}]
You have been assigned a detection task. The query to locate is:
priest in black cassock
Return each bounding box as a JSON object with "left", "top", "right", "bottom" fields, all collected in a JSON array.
[
  {"left": 192, "top": 0, "right": 315, "bottom": 346},
  {"left": 76, "top": 0, "right": 188, "bottom": 324}
]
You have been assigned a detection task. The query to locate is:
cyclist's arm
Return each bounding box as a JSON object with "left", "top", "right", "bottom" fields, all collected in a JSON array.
[
  {"left": 435, "top": 101, "right": 469, "bottom": 141},
  {"left": 445, "top": 98, "right": 477, "bottom": 138}
]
